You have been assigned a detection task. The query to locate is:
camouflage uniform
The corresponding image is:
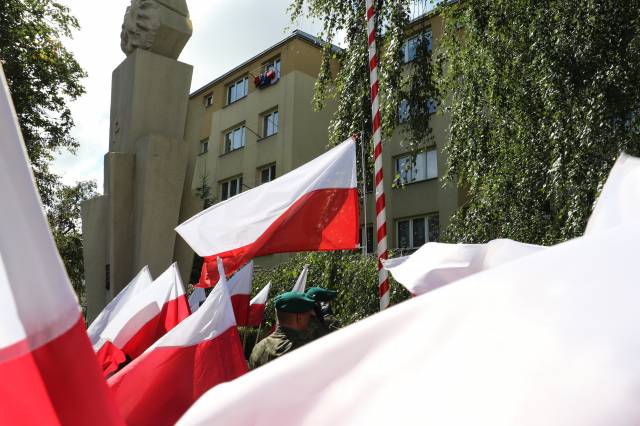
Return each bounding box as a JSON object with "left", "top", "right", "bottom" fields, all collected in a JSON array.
[{"left": 249, "top": 325, "right": 309, "bottom": 369}]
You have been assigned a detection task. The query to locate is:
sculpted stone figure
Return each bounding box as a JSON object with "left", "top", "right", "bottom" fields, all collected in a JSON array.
[{"left": 120, "top": 0, "right": 192, "bottom": 59}]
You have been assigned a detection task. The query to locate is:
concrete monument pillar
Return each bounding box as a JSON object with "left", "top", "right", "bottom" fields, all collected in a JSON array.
[{"left": 82, "top": 0, "right": 193, "bottom": 322}]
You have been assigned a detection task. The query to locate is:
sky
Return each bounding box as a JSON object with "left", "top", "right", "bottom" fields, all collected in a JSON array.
[{"left": 53, "top": 0, "right": 325, "bottom": 192}]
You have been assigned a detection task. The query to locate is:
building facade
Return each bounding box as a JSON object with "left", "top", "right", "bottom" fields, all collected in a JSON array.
[{"left": 83, "top": 11, "right": 460, "bottom": 321}]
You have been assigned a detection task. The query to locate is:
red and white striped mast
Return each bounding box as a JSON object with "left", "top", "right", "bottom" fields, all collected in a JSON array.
[{"left": 365, "top": 0, "right": 390, "bottom": 310}]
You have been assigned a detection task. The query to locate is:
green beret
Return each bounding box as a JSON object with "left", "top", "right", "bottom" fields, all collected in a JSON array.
[
  {"left": 274, "top": 292, "right": 316, "bottom": 313},
  {"left": 306, "top": 287, "right": 338, "bottom": 302}
]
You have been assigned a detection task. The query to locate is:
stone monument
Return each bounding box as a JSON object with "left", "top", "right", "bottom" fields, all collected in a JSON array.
[{"left": 82, "top": 0, "right": 193, "bottom": 321}]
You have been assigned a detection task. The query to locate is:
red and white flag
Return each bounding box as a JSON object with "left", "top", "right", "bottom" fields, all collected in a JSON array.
[
  {"left": 226, "top": 260, "right": 254, "bottom": 326},
  {"left": 188, "top": 287, "right": 207, "bottom": 313},
  {"left": 291, "top": 264, "right": 309, "bottom": 292},
  {"left": 91, "top": 262, "right": 190, "bottom": 376},
  {"left": 87, "top": 266, "right": 153, "bottom": 374},
  {"left": 247, "top": 282, "right": 272, "bottom": 327},
  {"left": 177, "top": 138, "right": 359, "bottom": 285},
  {"left": 0, "top": 66, "right": 123, "bottom": 424},
  {"left": 108, "top": 272, "right": 248, "bottom": 426}
]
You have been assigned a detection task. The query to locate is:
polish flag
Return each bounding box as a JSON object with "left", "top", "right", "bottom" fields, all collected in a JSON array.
[
  {"left": 247, "top": 282, "right": 272, "bottom": 327},
  {"left": 291, "top": 264, "right": 309, "bottom": 292},
  {"left": 177, "top": 155, "right": 640, "bottom": 425},
  {"left": 108, "top": 272, "right": 248, "bottom": 426},
  {"left": 383, "top": 239, "right": 544, "bottom": 296},
  {"left": 0, "top": 67, "right": 123, "bottom": 424},
  {"left": 91, "top": 263, "right": 190, "bottom": 376},
  {"left": 87, "top": 266, "right": 153, "bottom": 374},
  {"left": 225, "top": 260, "right": 254, "bottom": 326},
  {"left": 177, "top": 138, "right": 359, "bottom": 285},
  {"left": 188, "top": 287, "right": 207, "bottom": 313}
]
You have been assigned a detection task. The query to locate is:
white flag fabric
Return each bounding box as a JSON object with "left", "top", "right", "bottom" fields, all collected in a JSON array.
[
  {"left": 585, "top": 153, "right": 640, "bottom": 234},
  {"left": 291, "top": 264, "right": 309, "bottom": 293},
  {"left": 90, "top": 263, "right": 190, "bottom": 376},
  {"left": 188, "top": 287, "right": 207, "bottom": 313},
  {"left": 179, "top": 224, "right": 640, "bottom": 426},
  {"left": 0, "top": 65, "right": 122, "bottom": 424},
  {"left": 108, "top": 270, "right": 247, "bottom": 425},
  {"left": 87, "top": 266, "right": 153, "bottom": 345},
  {"left": 383, "top": 239, "right": 544, "bottom": 296},
  {"left": 176, "top": 138, "right": 359, "bottom": 284},
  {"left": 248, "top": 282, "right": 272, "bottom": 327}
]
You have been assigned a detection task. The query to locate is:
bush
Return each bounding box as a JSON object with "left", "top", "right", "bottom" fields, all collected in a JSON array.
[{"left": 240, "top": 251, "right": 411, "bottom": 354}]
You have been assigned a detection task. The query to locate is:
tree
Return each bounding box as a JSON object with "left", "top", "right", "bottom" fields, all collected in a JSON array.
[
  {"left": 289, "top": 0, "right": 440, "bottom": 186},
  {"left": 1, "top": 1, "right": 91, "bottom": 303},
  {"left": 437, "top": 0, "right": 640, "bottom": 244},
  {"left": 48, "top": 181, "right": 97, "bottom": 309},
  {"left": 0, "top": 0, "right": 86, "bottom": 207},
  {"left": 239, "top": 251, "right": 411, "bottom": 355}
]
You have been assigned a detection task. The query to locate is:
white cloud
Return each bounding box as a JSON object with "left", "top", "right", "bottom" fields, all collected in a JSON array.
[{"left": 52, "top": 0, "right": 324, "bottom": 193}]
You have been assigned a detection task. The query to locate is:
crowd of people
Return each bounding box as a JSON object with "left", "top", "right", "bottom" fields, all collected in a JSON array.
[{"left": 249, "top": 287, "right": 340, "bottom": 369}]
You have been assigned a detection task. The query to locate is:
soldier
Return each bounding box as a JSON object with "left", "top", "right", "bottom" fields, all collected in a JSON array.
[
  {"left": 249, "top": 291, "right": 316, "bottom": 369},
  {"left": 305, "top": 287, "right": 340, "bottom": 340}
]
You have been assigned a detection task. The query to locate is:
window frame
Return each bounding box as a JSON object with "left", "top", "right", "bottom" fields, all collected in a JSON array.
[
  {"left": 199, "top": 138, "right": 209, "bottom": 155},
  {"left": 220, "top": 175, "right": 243, "bottom": 201},
  {"left": 227, "top": 76, "right": 249, "bottom": 105},
  {"left": 203, "top": 92, "right": 213, "bottom": 108},
  {"left": 262, "top": 109, "right": 279, "bottom": 138},
  {"left": 359, "top": 224, "right": 374, "bottom": 254},
  {"left": 394, "top": 148, "right": 438, "bottom": 186},
  {"left": 258, "top": 163, "right": 277, "bottom": 185},
  {"left": 223, "top": 125, "right": 246, "bottom": 154},
  {"left": 396, "top": 213, "right": 439, "bottom": 250},
  {"left": 403, "top": 29, "right": 433, "bottom": 63}
]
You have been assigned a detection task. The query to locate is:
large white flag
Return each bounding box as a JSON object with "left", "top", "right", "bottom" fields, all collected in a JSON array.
[
  {"left": 176, "top": 138, "right": 359, "bottom": 285},
  {"left": 178, "top": 156, "right": 640, "bottom": 425},
  {"left": 0, "top": 65, "right": 122, "bottom": 424},
  {"left": 383, "top": 239, "right": 544, "bottom": 296}
]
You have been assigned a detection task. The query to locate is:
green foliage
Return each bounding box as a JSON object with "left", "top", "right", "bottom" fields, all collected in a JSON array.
[
  {"left": 1, "top": 1, "right": 91, "bottom": 304},
  {"left": 0, "top": 0, "right": 86, "bottom": 206},
  {"left": 437, "top": 0, "right": 640, "bottom": 244},
  {"left": 289, "top": 0, "right": 440, "bottom": 189},
  {"left": 48, "top": 181, "right": 97, "bottom": 313},
  {"left": 251, "top": 251, "right": 411, "bottom": 335}
]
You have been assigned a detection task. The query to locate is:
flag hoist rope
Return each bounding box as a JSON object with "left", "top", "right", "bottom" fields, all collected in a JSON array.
[{"left": 365, "top": 0, "right": 390, "bottom": 310}]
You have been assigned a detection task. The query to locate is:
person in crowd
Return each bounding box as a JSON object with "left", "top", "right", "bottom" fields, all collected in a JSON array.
[
  {"left": 305, "top": 287, "right": 340, "bottom": 340},
  {"left": 249, "top": 291, "right": 316, "bottom": 369}
]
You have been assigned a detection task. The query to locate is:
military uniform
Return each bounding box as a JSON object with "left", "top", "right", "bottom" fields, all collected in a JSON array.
[
  {"left": 248, "top": 291, "right": 316, "bottom": 369},
  {"left": 249, "top": 325, "right": 309, "bottom": 369}
]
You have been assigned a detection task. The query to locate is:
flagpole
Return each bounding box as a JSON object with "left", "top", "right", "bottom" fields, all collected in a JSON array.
[
  {"left": 360, "top": 131, "right": 368, "bottom": 256},
  {"left": 365, "top": 0, "right": 390, "bottom": 310}
]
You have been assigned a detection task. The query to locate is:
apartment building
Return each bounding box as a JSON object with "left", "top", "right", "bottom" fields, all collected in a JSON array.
[
  {"left": 171, "top": 30, "right": 340, "bottom": 284},
  {"left": 84, "top": 13, "right": 461, "bottom": 321}
]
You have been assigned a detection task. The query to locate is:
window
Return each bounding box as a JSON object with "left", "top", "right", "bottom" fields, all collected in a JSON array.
[
  {"left": 224, "top": 125, "right": 245, "bottom": 153},
  {"left": 105, "top": 264, "right": 111, "bottom": 290},
  {"left": 220, "top": 176, "right": 243, "bottom": 201},
  {"left": 397, "top": 214, "right": 439, "bottom": 250},
  {"left": 199, "top": 138, "right": 209, "bottom": 154},
  {"left": 264, "top": 58, "right": 281, "bottom": 80},
  {"left": 398, "top": 98, "right": 437, "bottom": 123},
  {"left": 258, "top": 164, "right": 276, "bottom": 185},
  {"left": 359, "top": 224, "right": 374, "bottom": 254},
  {"left": 227, "top": 77, "right": 248, "bottom": 104},
  {"left": 203, "top": 92, "right": 213, "bottom": 108},
  {"left": 403, "top": 30, "right": 432, "bottom": 63},
  {"left": 395, "top": 149, "right": 438, "bottom": 185},
  {"left": 262, "top": 110, "right": 279, "bottom": 137}
]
